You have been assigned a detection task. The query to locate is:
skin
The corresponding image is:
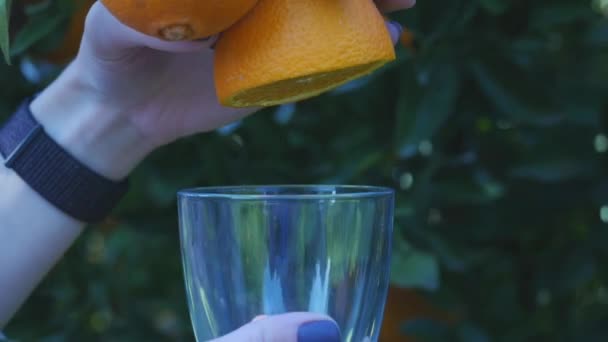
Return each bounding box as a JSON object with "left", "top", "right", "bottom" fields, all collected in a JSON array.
[{"left": 0, "top": 0, "right": 415, "bottom": 339}]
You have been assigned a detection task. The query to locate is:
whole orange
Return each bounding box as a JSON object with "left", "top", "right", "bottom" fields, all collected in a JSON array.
[
  {"left": 100, "top": 0, "right": 259, "bottom": 41},
  {"left": 214, "top": 0, "right": 396, "bottom": 107}
]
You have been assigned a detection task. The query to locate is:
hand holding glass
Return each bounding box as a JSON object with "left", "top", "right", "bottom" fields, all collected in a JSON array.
[{"left": 178, "top": 185, "right": 394, "bottom": 341}]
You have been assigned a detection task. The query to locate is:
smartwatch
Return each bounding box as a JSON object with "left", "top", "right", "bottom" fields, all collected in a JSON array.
[{"left": 0, "top": 95, "right": 129, "bottom": 223}]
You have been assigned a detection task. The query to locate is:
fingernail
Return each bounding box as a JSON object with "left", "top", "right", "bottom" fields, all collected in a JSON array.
[
  {"left": 389, "top": 20, "right": 404, "bottom": 37},
  {"left": 298, "top": 320, "right": 341, "bottom": 342},
  {"left": 252, "top": 315, "right": 268, "bottom": 322}
]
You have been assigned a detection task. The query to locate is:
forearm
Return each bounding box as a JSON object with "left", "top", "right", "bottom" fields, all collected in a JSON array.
[
  {"left": 0, "top": 162, "right": 84, "bottom": 327},
  {"left": 0, "top": 61, "right": 148, "bottom": 327}
]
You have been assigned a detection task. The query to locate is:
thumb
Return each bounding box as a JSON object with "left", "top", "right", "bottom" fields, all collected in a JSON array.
[{"left": 212, "top": 312, "right": 341, "bottom": 342}]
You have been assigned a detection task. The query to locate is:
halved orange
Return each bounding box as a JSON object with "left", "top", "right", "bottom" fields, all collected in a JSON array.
[{"left": 214, "top": 0, "right": 396, "bottom": 107}]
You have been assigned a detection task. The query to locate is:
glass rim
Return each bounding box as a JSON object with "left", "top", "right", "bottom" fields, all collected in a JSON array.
[{"left": 177, "top": 184, "right": 394, "bottom": 200}]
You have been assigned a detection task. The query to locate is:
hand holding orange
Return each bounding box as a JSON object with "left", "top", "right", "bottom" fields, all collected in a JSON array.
[
  {"left": 26, "top": 0, "right": 414, "bottom": 182},
  {"left": 100, "top": 0, "right": 410, "bottom": 108}
]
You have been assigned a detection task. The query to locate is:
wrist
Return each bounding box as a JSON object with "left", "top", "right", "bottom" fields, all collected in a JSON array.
[{"left": 29, "top": 63, "right": 151, "bottom": 180}]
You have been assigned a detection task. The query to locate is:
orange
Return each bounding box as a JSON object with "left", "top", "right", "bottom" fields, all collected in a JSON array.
[
  {"left": 100, "top": 0, "right": 259, "bottom": 41},
  {"left": 380, "top": 287, "right": 456, "bottom": 341},
  {"left": 400, "top": 27, "right": 416, "bottom": 51},
  {"left": 214, "top": 0, "right": 396, "bottom": 107}
]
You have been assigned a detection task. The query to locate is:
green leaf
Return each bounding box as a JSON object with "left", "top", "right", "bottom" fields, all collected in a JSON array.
[
  {"left": 24, "top": 0, "right": 54, "bottom": 15},
  {"left": 391, "top": 239, "right": 440, "bottom": 291},
  {"left": 10, "top": 9, "right": 67, "bottom": 56},
  {"left": 0, "top": 0, "right": 11, "bottom": 64},
  {"left": 478, "top": 0, "right": 510, "bottom": 15},
  {"left": 470, "top": 55, "right": 563, "bottom": 126},
  {"left": 529, "top": 2, "right": 594, "bottom": 29},
  {"left": 457, "top": 323, "right": 490, "bottom": 342},
  {"left": 509, "top": 159, "right": 593, "bottom": 183},
  {"left": 433, "top": 178, "right": 505, "bottom": 205},
  {"left": 396, "top": 62, "right": 461, "bottom": 157},
  {"left": 403, "top": 319, "right": 450, "bottom": 342}
]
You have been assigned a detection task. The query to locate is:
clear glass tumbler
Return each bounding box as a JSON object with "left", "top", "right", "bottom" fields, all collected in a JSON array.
[{"left": 178, "top": 185, "right": 394, "bottom": 341}]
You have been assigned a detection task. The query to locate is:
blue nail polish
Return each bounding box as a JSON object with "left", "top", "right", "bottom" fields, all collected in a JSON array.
[
  {"left": 390, "top": 21, "right": 404, "bottom": 36},
  {"left": 298, "top": 321, "right": 341, "bottom": 342}
]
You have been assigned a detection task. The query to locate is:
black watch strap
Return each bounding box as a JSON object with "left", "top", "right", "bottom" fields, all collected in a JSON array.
[{"left": 0, "top": 96, "right": 129, "bottom": 224}]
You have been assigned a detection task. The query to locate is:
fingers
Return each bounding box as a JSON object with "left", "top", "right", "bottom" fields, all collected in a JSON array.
[
  {"left": 212, "top": 312, "right": 341, "bottom": 342},
  {"left": 82, "top": 2, "right": 213, "bottom": 61},
  {"left": 375, "top": 0, "right": 415, "bottom": 44},
  {"left": 386, "top": 20, "right": 404, "bottom": 45},
  {"left": 84, "top": 0, "right": 414, "bottom": 61},
  {"left": 376, "top": 0, "right": 417, "bottom": 13}
]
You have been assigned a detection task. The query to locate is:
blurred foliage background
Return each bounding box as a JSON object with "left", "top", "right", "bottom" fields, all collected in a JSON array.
[{"left": 2, "top": 0, "right": 608, "bottom": 341}]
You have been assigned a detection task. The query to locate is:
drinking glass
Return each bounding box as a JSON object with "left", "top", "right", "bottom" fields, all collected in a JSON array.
[{"left": 178, "top": 185, "right": 394, "bottom": 341}]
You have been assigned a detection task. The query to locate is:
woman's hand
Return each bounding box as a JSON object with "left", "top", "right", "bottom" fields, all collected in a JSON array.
[
  {"left": 210, "top": 313, "right": 341, "bottom": 342},
  {"left": 29, "top": 0, "right": 416, "bottom": 180},
  {"left": 0, "top": 0, "right": 415, "bottom": 331}
]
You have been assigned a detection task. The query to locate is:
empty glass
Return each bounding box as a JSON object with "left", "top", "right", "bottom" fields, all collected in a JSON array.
[{"left": 178, "top": 185, "right": 394, "bottom": 341}]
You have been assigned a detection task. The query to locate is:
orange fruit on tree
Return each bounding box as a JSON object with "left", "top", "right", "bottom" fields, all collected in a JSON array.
[
  {"left": 400, "top": 27, "right": 416, "bottom": 51},
  {"left": 380, "top": 287, "right": 456, "bottom": 341},
  {"left": 100, "top": 0, "right": 260, "bottom": 41},
  {"left": 214, "top": 0, "right": 396, "bottom": 107}
]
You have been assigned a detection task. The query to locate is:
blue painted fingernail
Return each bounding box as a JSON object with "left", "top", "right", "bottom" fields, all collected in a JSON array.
[
  {"left": 389, "top": 20, "right": 404, "bottom": 37},
  {"left": 298, "top": 320, "right": 341, "bottom": 342}
]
